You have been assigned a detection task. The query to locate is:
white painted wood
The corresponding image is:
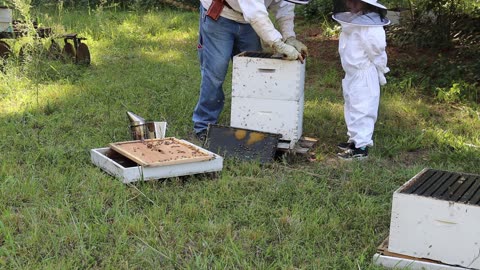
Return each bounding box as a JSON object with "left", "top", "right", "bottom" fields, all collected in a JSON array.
[
  {"left": 90, "top": 141, "right": 223, "bottom": 184},
  {"left": 0, "top": 8, "right": 12, "bottom": 32},
  {"left": 373, "top": 253, "right": 469, "bottom": 270},
  {"left": 277, "top": 141, "right": 292, "bottom": 149},
  {"left": 232, "top": 55, "right": 305, "bottom": 101},
  {"left": 231, "top": 95, "right": 303, "bottom": 143},
  {"left": 231, "top": 53, "right": 305, "bottom": 149},
  {"left": 388, "top": 169, "right": 480, "bottom": 269}
]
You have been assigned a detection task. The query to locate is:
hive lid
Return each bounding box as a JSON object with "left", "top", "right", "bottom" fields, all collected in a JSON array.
[
  {"left": 109, "top": 137, "right": 215, "bottom": 167},
  {"left": 204, "top": 124, "right": 280, "bottom": 164}
]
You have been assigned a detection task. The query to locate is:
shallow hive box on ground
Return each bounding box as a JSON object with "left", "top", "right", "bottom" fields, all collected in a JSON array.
[
  {"left": 374, "top": 237, "right": 472, "bottom": 270},
  {"left": 230, "top": 52, "right": 305, "bottom": 149},
  {"left": 91, "top": 138, "right": 223, "bottom": 183},
  {"left": 385, "top": 168, "right": 480, "bottom": 269}
]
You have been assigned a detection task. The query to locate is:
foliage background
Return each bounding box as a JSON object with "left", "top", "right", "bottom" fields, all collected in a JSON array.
[{"left": 0, "top": 0, "right": 478, "bottom": 269}]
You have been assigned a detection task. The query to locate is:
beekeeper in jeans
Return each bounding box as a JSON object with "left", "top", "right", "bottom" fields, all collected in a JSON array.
[{"left": 192, "top": 0, "right": 309, "bottom": 141}]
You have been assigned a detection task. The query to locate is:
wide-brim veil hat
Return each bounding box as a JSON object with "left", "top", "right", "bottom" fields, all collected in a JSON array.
[
  {"left": 359, "top": 0, "right": 387, "bottom": 10},
  {"left": 284, "top": 0, "right": 310, "bottom": 5},
  {"left": 332, "top": 12, "right": 391, "bottom": 26}
]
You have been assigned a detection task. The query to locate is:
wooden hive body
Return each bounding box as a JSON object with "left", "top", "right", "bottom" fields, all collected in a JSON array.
[
  {"left": 230, "top": 52, "right": 305, "bottom": 149},
  {"left": 388, "top": 168, "right": 480, "bottom": 269}
]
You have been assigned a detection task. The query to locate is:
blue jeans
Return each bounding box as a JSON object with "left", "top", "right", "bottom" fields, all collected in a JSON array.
[{"left": 192, "top": 7, "right": 262, "bottom": 134}]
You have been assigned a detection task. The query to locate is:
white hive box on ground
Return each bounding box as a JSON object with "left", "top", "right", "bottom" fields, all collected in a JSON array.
[
  {"left": 91, "top": 138, "right": 223, "bottom": 184},
  {"left": 380, "top": 168, "right": 480, "bottom": 269},
  {"left": 0, "top": 7, "right": 12, "bottom": 32},
  {"left": 230, "top": 52, "right": 305, "bottom": 149}
]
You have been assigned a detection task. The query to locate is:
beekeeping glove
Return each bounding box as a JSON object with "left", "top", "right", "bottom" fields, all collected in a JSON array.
[
  {"left": 376, "top": 66, "right": 390, "bottom": 86},
  {"left": 378, "top": 70, "right": 387, "bottom": 85},
  {"left": 272, "top": 40, "right": 303, "bottom": 62},
  {"left": 285, "top": 37, "right": 308, "bottom": 57}
]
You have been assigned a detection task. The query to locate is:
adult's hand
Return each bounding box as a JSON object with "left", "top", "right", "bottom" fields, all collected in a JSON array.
[
  {"left": 272, "top": 40, "right": 304, "bottom": 63},
  {"left": 285, "top": 37, "right": 308, "bottom": 57}
]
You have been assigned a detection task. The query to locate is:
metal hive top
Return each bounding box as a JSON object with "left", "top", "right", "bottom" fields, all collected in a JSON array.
[{"left": 401, "top": 169, "right": 480, "bottom": 205}]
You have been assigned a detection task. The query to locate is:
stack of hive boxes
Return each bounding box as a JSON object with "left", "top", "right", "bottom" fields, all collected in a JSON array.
[{"left": 230, "top": 52, "right": 306, "bottom": 149}]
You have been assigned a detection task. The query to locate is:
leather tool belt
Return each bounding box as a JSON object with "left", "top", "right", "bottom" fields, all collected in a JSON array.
[{"left": 206, "top": 0, "right": 235, "bottom": 20}]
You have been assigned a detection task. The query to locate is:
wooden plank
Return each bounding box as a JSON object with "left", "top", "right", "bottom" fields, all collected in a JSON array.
[
  {"left": 373, "top": 254, "right": 469, "bottom": 270},
  {"left": 459, "top": 177, "right": 480, "bottom": 203},
  {"left": 401, "top": 169, "right": 438, "bottom": 194},
  {"left": 298, "top": 137, "right": 318, "bottom": 148},
  {"left": 414, "top": 170, "right": 450, "bottom": 196},
  {"left": 443, "top": 174, "right": 474, "bottom": 201},
  {"left": 432, "top": 173, "right": 462, "bottom": 198},
  {"left": 377, "top": 237, "right": 443, "bottom": 264},
  {"left": 110, "top": 138, "right": 214, "bottom": 167},
  {"left": 423, "top": 172, "right": 460, "bottom": 198}
]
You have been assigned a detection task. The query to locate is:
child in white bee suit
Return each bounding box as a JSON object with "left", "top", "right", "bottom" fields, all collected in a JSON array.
[{"left": 332, "top": 0, "right": 390, "bottom": 160}]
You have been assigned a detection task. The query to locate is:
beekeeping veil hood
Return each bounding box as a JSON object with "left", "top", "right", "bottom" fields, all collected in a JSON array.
[
  {"left": 332, "top": 0, "right": 390, "bottom": 26},
  {"left": 284, "top": 0, "right": 310, "bottom": 5},
  {"left": 358, "top": 0, "right": 387, "bottom": 10},
  {"left": 333, "top": 12, "right": 390, "bottom": 26}
]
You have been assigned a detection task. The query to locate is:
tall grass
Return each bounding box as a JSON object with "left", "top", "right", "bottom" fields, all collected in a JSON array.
[{"left": 0, "top": 6, "right": 479, "bottom": 269}]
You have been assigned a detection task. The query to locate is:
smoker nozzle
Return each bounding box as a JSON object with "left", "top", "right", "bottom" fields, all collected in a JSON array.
[{"left": 127, "top": 111, "right": 146, "bottom": 126}]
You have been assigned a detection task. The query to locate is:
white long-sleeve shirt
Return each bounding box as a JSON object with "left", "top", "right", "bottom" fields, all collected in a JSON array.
[{"left": 199, "top": 0, "right": 296, "bottom": 46}]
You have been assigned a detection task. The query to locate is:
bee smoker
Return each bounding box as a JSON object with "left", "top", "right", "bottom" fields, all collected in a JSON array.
[
  {"left": 127, "top": 111, "right": 166, "bottom": 140},
  {"left": 127, "top": 111, "right": 146, "bottom": 140}
]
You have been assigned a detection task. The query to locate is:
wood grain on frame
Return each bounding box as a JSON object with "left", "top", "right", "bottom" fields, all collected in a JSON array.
[{"left": 110, "top": 138, "right": 214, "bottom": 167}]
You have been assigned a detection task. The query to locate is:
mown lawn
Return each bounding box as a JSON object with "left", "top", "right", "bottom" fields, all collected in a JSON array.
[{"left": 0, "top": 7, "right": 479, "bottom": 269}]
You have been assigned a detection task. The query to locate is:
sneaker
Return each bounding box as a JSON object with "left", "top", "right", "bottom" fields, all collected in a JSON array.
[
  {"left": 337, "top": 142, "right": 354, "bottom": 151},
  {"left": 337, "top": 147, "right": 368, "bottom": 160},
  {"left": 195, "top": 130, "right": 207, "bottom": 142}
]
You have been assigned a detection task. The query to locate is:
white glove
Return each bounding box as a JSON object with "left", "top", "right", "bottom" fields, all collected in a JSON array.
[
  {"left": 376, "top": 66, "right": 390, "bottom": 86},
  {"left": 272, "top": 40, "right": 303, "bottom": 62},
  {"left": 285, "top": 37, "right": 308, "bottom": 56},
  {"left": 378, "top": 70, "right": 387, "bottom": 85}
]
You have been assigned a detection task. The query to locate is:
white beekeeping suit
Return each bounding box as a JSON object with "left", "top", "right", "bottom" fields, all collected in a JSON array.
[{"left": 333, "top": 12, "right": 390, "bottom": 148}]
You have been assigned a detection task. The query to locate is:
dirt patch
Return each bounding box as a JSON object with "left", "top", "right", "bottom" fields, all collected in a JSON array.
[
  {"left": 395, "top": 149, "right": 430, "bottom": 166},
  {"left": 299, "top": 27, "right": 340, "bottom": 63}
]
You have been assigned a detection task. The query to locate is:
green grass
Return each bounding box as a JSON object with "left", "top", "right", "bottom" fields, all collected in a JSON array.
[{"left": 0, "top": 8, "right": 479, "bottom": 269}]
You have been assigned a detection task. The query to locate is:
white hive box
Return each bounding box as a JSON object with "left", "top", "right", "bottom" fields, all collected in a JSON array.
[
  {"left": 0, "top": 7, "right": 12, "bottom": 32},
  {"left": 388, "top": 168, "right": 480, "bottom": 269},
  {"left": 91, "top": 138, "right": 223, "bottom": 184},
  {"left": 230, "top": 52, "right": 305, "bottom": 149}
]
